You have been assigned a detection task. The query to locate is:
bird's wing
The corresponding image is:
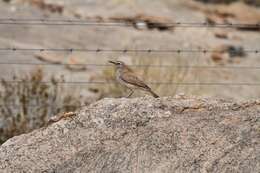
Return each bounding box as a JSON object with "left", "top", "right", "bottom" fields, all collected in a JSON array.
[{"left": 120, "top": 72, "right": 150, "bottom": 90}]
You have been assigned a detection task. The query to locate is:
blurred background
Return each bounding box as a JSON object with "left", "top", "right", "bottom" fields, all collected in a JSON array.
[{"left": 0, "top": 0, "right": 259, "bottom": 143}]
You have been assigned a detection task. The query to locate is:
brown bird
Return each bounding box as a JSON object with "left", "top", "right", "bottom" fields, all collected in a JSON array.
[{"left": 109, "top": 60, "right": 159, "bottom": 98}]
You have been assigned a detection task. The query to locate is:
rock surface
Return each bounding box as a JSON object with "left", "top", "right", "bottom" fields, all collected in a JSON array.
[{"left": 0, "top": 96, "right": 259, "bottom": 173}]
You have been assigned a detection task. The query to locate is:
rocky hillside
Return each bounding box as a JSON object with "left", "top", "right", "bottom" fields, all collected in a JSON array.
[{"left": 0, "top": 96, "right": 259, "bottom": 172}]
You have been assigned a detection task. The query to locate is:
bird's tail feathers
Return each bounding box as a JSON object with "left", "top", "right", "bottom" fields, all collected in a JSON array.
[{"left": 148, "top": 90, "right": 159, "bottom": 98}]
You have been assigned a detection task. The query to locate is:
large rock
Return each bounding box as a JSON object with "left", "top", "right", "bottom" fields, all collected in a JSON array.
[{"left": 0, "top": 97, "right": 259, "bottom": 173}]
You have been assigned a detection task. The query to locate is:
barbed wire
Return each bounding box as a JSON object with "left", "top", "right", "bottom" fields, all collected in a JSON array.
[
  {"left": 2, "top": 61, "right": 260, "bottom": 69},
  {"left": 0, "top": 18, "right": 259, "bottom": 28},
  {"left": 2, "top": 80, "right": 260, "bottom": 86},
  {"left": 0, "top": 48, "right": 259, "bottom": 53}
]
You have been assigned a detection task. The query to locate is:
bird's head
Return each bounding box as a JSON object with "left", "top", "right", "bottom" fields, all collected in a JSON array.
[{"left": 109, "top": 60, "right": 126, "bottom": 69}]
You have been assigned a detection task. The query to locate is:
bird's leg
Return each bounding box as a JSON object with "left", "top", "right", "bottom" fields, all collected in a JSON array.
[{"left": 126, "top": 88, "right": 134, "bottom": 98}]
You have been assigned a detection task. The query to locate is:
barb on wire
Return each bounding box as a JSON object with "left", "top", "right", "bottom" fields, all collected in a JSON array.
[
  {"left": 2, "top": 61, "right": 260, "bottom": 70},
  {"left": 2, "top": 80, "right": 260, "bottom": 86},
  {"left": 0, "top": 18, "right": 259, "bottom": 29},
  {"left": 0, "top": 48, "right": 259, "bottom": 54}
]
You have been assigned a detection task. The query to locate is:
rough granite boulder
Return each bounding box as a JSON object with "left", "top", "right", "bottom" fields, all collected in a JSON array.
[{"left": 0, "top": 96, "right": 259, "bottom": 173}]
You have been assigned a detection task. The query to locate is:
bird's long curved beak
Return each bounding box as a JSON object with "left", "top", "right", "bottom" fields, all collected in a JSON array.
[{"left": 108, "top": 60, "right": 116, "bottom": 65}]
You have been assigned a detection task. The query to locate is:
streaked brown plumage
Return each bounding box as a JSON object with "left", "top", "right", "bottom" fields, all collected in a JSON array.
[{"left": 109, "top": 60, "right": 159, "bottom": 98}]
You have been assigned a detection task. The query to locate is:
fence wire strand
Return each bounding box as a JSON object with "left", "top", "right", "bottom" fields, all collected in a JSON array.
[
  {"left": 0, "top": 48, "right": 259, "bottom": 53},
  {"left": 2, "top": 80, "right": 260, "bottom": 86},
  {"left": 2, "top": 62, "right": 260, "bottom": 69},
  {"left": 0, "top": 18, "right": 259, "bottom": 29}
]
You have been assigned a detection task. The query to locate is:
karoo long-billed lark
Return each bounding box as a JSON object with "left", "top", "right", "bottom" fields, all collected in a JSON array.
[{"left": 109, "top": 60, "right": 159, "bottom": 98}]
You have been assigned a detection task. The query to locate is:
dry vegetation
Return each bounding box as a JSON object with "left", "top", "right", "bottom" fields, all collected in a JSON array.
[{"left": 0, "top": 68, "right": 83, "bottom": 144}]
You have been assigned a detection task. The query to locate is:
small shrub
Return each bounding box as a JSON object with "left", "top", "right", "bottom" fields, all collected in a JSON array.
[{"left": 0, "top": 68, "right": 82, "bottom": 144}]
